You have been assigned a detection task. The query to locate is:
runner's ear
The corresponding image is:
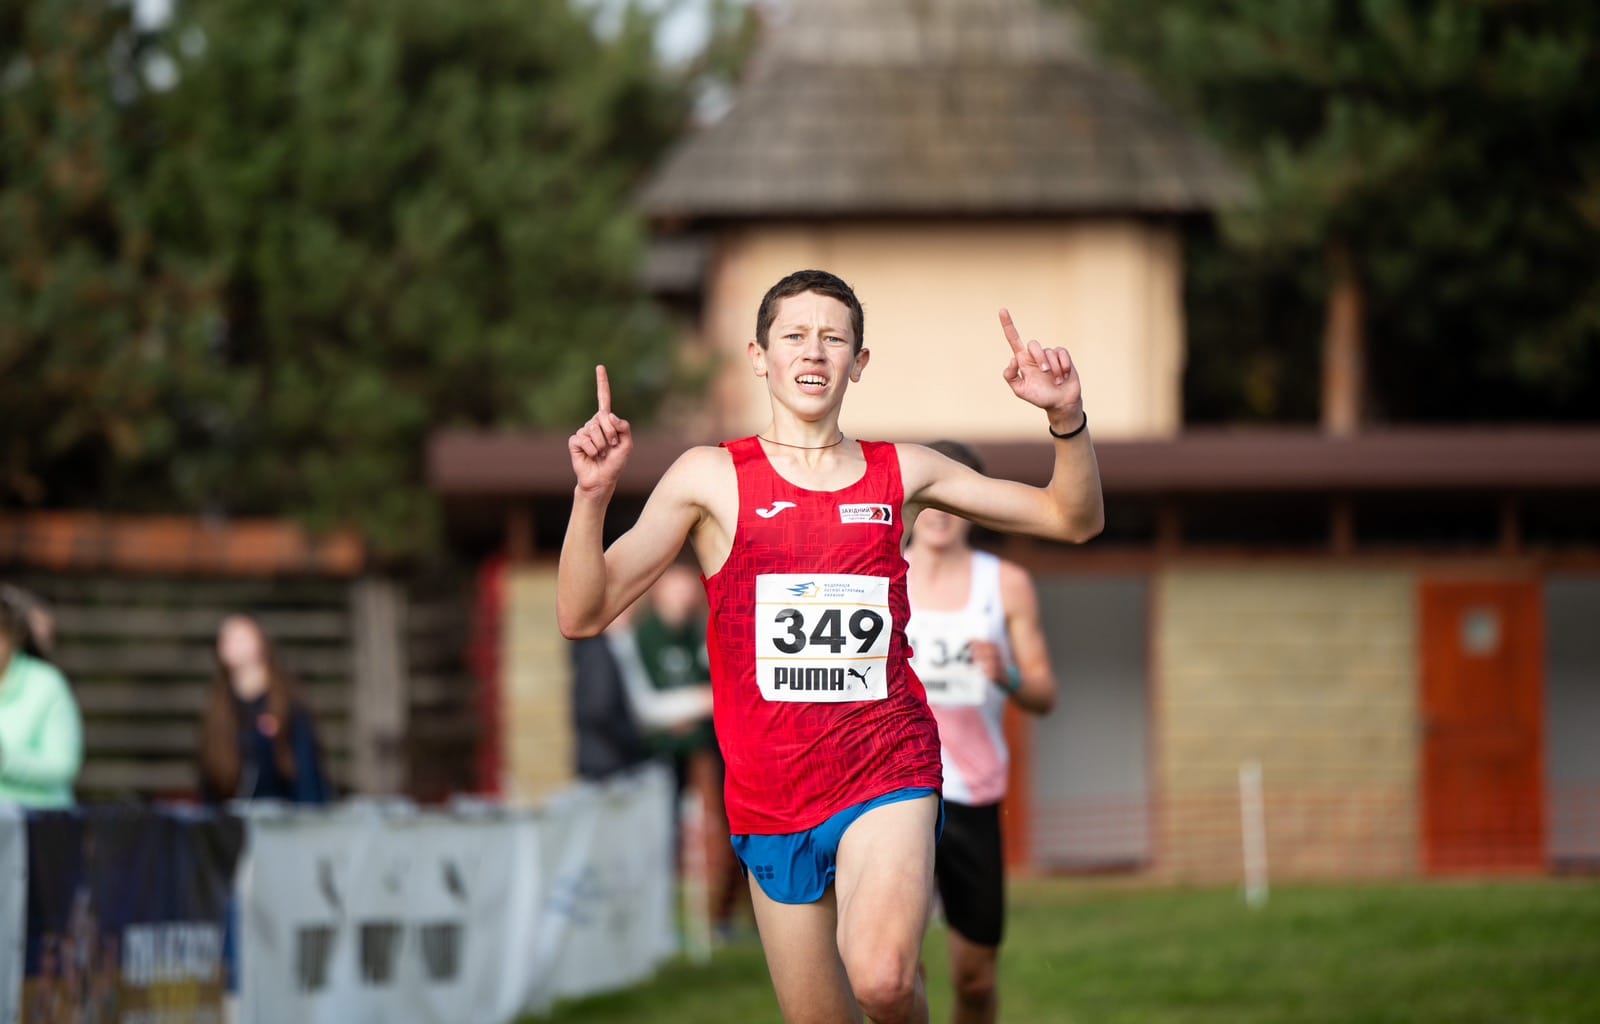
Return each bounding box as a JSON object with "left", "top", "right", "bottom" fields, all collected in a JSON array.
[{"left": 850, "top": 347, "right": 870, "bottom": 382}]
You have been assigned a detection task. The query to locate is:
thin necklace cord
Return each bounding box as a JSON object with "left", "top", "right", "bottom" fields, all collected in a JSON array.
[{"left": 757, "top": 431, "right": 846, "bottom": 451}]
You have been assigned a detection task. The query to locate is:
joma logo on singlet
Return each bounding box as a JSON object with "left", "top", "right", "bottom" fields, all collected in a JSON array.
[
  {"left": 755, "top": 500, "right": 796, "bottom": 519},
  {"left": 772, "top": 666, "right": 872, "bottom": 691}
]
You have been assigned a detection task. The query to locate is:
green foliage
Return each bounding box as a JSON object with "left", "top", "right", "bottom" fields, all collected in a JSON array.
[
  {"left": 2, "top": 0, "right": 709, "bottom": 554},
  {"left": 1078, "top": 0, "right": 1600, "bottom": 422},
  {"left": 0, "top": 3, "right": 212, "bottom": 506}
]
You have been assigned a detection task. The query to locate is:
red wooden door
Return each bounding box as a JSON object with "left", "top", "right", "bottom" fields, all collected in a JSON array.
[
  {"left": 1002, "top": 704, "right": 1033, "bottom": 871},
  {"left": 1420, "top": 581, "right": 1545, "bottom": 873}
]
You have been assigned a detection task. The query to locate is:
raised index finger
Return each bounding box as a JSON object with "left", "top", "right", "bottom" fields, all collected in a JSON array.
[
  {"left": 595, "top": 365, "right": 612, "bottom": 414},
  {"left": 998, "top": 309, "right": 1024, "bottom": 354}
]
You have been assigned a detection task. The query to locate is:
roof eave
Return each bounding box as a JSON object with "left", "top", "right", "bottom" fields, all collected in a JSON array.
[{"left": 429, "top": 428, "right": 1600, "bottom": 500}]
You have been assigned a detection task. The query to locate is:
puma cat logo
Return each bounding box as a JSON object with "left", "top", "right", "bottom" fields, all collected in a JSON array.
[
  {"left": 755, "top": 501, "right": 797, "bottom": 519},
  {"left": 847, "top": 668, "right": 870, "bottom": 687}
]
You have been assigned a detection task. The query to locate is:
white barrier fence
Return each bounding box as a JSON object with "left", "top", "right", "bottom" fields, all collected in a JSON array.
[
  {"left": 1, "top": 764, "right": 677, "bottom": 1024},
  {"left": 0, "top": 807, "right": 23, "bottom": 1021}
]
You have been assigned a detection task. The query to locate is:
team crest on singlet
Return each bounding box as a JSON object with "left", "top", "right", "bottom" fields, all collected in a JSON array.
[
  {"left": 838, "top": 503, "right": 893, "bottom": 525},
  {"left": 754, "top": 573, "right": 892, "bottom": 702}
]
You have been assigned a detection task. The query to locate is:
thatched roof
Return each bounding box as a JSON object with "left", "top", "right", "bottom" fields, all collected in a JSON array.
[{"left": 639, "top": 0, "right": 1243, "bottom": 221}]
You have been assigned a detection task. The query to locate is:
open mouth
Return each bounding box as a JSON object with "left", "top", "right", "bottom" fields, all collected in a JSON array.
[{"left": 796, "top": 374, "right": 828, "bottom": 391}]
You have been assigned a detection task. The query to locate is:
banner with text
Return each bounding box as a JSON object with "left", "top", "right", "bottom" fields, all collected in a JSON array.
[{"left": 20, "top": 807, "right": 244, "bottom": 1024}]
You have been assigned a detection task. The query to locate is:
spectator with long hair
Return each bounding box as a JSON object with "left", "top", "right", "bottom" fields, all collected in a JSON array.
[
  {"left": 198, "top": 614, "right": 330, "bottom": 803},
  {"left": 0, "top": 588, "right": 82, "bottom": 807},
  {"left": 0, "top": 584, "right": 56, "bottom": 662}
]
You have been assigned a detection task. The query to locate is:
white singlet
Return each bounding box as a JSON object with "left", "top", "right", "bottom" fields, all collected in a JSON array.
[{"left": 906, "top": 550, "right": 1012, "bottom": 806}]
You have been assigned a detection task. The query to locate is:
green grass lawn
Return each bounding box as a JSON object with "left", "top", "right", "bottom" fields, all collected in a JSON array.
[{"left": 534, "top": 879, "right": 1600, "bottom": 1023}]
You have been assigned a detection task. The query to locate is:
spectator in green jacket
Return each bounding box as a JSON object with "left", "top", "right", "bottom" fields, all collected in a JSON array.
[
  {"left": 631, "top": 563, "right": 747, "bottom": 939},
  {"left": 0, "top": 587, "right": 83, "bottom": 807}
]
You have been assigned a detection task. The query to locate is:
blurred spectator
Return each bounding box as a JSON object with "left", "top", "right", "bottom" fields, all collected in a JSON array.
[
  {"left": 0, "top": 587, "right": 83, "bottom": 807},
  {"left": 0, "top": 583, "right": 57, "bottom": 661},
  {"left": 631, "top": 565, "right": 716, "bottom": 779},
  {"left": 570, "top": 603, "right": 652, "bottom": 782},
  {"left": 198, "top": 615, "right": 330, "bottom": 803},
  {"left": 631, "top": 564, "right": 745, "bottom": 938},
  {"left": 576, "top": 587, "right": 716, "bottom": 779}
]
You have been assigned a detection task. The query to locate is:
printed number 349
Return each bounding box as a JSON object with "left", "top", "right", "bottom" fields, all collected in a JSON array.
[{"left": 772, "top": 608, "right": 884, "bottom": 655}]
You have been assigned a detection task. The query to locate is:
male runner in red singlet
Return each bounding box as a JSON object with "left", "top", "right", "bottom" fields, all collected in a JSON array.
[
  {"left": 558, "top": 270, "right": 1102, "bottom": 1024},
  {"left": 907, "top": 440, "right": 1059, "bottom": 1024}
]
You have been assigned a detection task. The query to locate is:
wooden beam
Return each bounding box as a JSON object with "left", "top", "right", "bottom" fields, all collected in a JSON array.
[
  {"left": 1331, "top": 495, "right": 1355, "bottom": 555},
  {"left": 1320, "top": 241, "right": 1366, "bottom": 437},
  {"left": 506, "top": 503, "right": 534, "bottom": 564},
  {"left": 350, "top": 577, "right": 410, "bottom": 795},
  {"left": 1498, "top": 495, "right": 1522, "bottom": 557},
  {"left": 1155, "top": 500, "right": 1183, "bottom": 554}
]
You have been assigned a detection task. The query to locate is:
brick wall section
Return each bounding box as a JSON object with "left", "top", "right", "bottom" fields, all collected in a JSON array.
[
  {"left": 502, "top": 565, "right": 574, "bottom": 801},
  {"left": 1156, "top": 568, "right": 1419, "bottom": 882}
]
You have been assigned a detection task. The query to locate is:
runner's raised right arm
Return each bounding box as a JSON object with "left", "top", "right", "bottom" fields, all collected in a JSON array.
[{"left": 557, "top": 366, "right": 704, "bottom": 638}]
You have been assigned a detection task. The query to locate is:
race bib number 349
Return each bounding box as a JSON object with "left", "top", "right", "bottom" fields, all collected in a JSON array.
[{"left": 755, "top": 574, "right": 892, "bottom": 702}]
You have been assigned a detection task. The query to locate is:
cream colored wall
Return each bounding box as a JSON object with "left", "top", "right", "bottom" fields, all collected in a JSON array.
[
  {"left": 1155, "top": 567, "right": 1419, "bottom": 881},
  {"left": 501, "top": 564, "right": 575, "bottom": 802},
  {"left": 689, "top": 219, "right": 1183, "bottom": 441}
]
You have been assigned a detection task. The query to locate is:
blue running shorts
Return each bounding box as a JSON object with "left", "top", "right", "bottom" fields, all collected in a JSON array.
[{"left": 731, "top": 787, "right": 945, "bottom": 904}]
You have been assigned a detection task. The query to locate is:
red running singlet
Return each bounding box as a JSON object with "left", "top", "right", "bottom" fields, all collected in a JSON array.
[{"left": 703, "top": 437, "right": 942, "bottom": 835}]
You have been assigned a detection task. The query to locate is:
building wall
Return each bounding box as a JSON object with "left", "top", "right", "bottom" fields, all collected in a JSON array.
[
  {"left": 1032, "top": 575, "right": 1153, "bottom": 869},
  {"left": 688, "top": 219, "right": 1184, "bottom": 442},
  {"left": 1155, "top": 567, "right": 1419, "bottom": 881},
  {"left": 1545, "top": 575, "right": 1600, "bottom": 865},
  {"left": 501, "top": 564, "right": 574, "bottom": 801},
  {"left": 495, "top": 555, "right": 1594, "bottom": 878}
]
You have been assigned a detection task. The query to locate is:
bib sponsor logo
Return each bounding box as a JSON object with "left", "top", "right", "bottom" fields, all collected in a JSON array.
[
  {"left": 755, "top": 500, "right": 796, "bottom": 519},
  {"left": 839, "top": 503, "right": 892, "bottom": 525},
  {"left": 768, "top": 664, "right": 875, "bottom": 693}
]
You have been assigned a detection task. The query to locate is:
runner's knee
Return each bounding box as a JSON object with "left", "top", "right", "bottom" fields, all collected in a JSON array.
[
  {"left": 949, "top": 938, "right": 998, "bottom": 1004},
  {"left": 952, "top": 958, "right": 996, "bottom": 1004},
  {"left": 847, "top": 950, "right": 919, "bottom": 1020}
]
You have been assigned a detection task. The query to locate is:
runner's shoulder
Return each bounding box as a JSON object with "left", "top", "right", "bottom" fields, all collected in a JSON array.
[
  {"left": 659, "top": 444, "right": 736, "bottom": 497},
  {"left": 995, "top": 556, "right": 1039, "bottom": 606},
  {"left": 662, "top": 441, "right": 736, "bottom": 483},
  {"left": 891, "top": 441, "right": 949, "bottom": 497}
]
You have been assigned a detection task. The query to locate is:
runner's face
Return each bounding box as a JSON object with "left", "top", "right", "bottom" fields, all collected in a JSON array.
[
  {"left": 912, "top": 507, "right": 969, "bottom": 552},
  {"left": 750, "top": 292, "right": 867, "bottom": 417}
]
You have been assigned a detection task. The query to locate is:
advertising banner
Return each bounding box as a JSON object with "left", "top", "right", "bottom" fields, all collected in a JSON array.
[{"left": 21, "top": 808, "right": 243, "bottom": 1024}]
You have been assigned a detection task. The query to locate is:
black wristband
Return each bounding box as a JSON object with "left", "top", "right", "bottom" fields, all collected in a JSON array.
[{"left": 1049, "top": 412, "right": 1088, "bottom": 440}]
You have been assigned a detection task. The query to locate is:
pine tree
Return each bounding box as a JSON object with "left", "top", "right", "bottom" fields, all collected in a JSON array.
[
  {"left": 0, "top": 3, "right": 214, "bottom": 506},
  {"left": 1080, "top": 0, "right": 1600, "bottom": 425},
  {"left": 1, "top": 1, "right": 718, "bottom": 554}
]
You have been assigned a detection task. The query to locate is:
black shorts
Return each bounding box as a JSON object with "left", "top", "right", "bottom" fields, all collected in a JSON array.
[{"left": 934, "top": 799, "right": 1005, "bottom": 947}]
